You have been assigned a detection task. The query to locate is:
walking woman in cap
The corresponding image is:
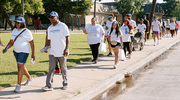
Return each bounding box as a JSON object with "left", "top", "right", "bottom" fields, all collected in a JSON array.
[{"left": 2, "top": 16, "right": 35, "bottom": 92}]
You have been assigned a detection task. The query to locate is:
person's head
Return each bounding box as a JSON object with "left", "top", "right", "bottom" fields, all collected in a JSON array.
[
  {"left": 153, "top": 16, "right": 157, "bottom": 21},
  {"left": 175, "top": 20, "right": 177, "bottom": 23},
  {"left": 123, "top": 19, "right": 133, "bottom": 31},
  {"left": 140, "top": 18, "right": 144, "bottom": 24},
  {"left": 110, "top": 21, "right": 120, "bottom": 37},
  {"left": 162, "top": 19, "right": 164, "bottom": 22},
  {"left": 91, "top": 18, "right": 96, "bottom": 25},
  {"left": 144, "top": 15, "right": 147, "bottom": 20},
  {"left": 104, "top": 21, "right": 107, "bottom": 25},
  {"left": 170, "top": 19, "right": 174, "bottom": 23},
  {"left": 48, "top": 11, "right": 59, "bottom": 24},
  {"left": 14, "top": 16, "right": 26, "bottom": 29},
  {"left": 108, "top": 16, "right": 113, "bottom": 22},
  {"left": 126, "top": 14, "right": 132, "bottom": 20},
  {"left": 167, "top": 19, "right": 169, "bottom": 22}
]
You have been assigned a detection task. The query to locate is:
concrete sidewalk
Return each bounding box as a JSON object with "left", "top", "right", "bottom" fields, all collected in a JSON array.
[{"left": 0, "top": 33, "right": 180, "bottom": 100}]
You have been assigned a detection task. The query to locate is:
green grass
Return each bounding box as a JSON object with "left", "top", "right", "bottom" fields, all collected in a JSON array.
[{"left": 0, "top": 34, "right": 104, "bottom": 89}]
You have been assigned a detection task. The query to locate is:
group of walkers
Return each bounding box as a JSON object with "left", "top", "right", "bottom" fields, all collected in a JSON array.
[
  {"left": 83, "top": 13, "right": 179, "bottom": 69},
  {"left": 1, "top": 11, "right": 179, "bottom": 92}
]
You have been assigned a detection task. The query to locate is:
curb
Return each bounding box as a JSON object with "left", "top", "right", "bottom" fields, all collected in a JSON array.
[{"left": 70, "top": 38, "right": 180, "bottom": 100}]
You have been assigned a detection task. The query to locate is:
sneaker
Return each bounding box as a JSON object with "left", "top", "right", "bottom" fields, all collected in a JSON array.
[
  {"left": 62, "top": 83, "right": 68, "bottom": 90},
  {"left": 128, "top": 54, "right": 131, "bottom": 59},
  {"left": 144, "top": 42, "right": 146, "bottom": 45},
  {"left": 54, "top": 70, "right": 59, "bottom": 74},
  {"left": 113, "top": 62, "right": 119, "bottom": 69},
  {"left": 24, "top": 78, "right": 34, "bottom": 86},
  {"left": 140, "top": 47, "right": 143, "bottom": 51},
  {"left": 14, "top": 85, "right": 21, "bottom": 92},
  {"left": 107, "top": 52, "right": 112, "bottom": 56},
  {"left": 42, "top": 86, "right": 53, "bottom": 91},
  {"left": 154, "top": 42, "right": 156, "bottom": 46},
  {"left": 157, "top": 41, "right": 159, "bottom": 45},
  {"left": 93, "top": 60, "right": 97, "bottom": 64}
]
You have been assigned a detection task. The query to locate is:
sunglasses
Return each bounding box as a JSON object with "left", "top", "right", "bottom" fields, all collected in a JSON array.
[
  {"left": 49, "top": 16, "right": 55, "bottom": 19},
  {"left": 16, "top": 22, "right": 21, "bottom": 24}
]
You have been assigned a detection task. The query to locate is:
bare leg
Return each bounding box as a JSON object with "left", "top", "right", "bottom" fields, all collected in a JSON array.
[
  {"left": 130, "top": 42, "right": 133, "bottom": 51},
  {"left": 153, "top": 34, "right": 156, "bottom": 43},
  {"left": 108, "top": 37, "right": 112, "bottom": 53},
  {"left": 113, "top": 47, "right": 120, "bottom": 64},
  {"left": 23, "top": 66, "right": 31, "bottom": 79},
  {"left": 17, "top": 64, "right": 24, "bottom": 85},
  {"left": 144, "top": 32, "right": 147, "bottom": 42}
]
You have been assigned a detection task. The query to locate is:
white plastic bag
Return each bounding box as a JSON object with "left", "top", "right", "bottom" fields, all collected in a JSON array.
[
  {"left": 119, "top": 49, "right": 126, "bottom": 61},
  {"left": 99, "top": 42, "right": 107, "bottom": 53}
]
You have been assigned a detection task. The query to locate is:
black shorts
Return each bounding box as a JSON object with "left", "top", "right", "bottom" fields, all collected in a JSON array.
[
  {"left": 131, "top": 36, "right": 134, "bottom": 42},
  {"left": 145, "top": 28, "right": 148, "bottom": 32},
  {"left": 111, "top": 42, "right": 121, "bottom": 48},
  {"left": 170, "top": 30, "right": 175, "bottom": 34},
  {"left": 166, "top": 28, "right": 170, "bottom": 30}
]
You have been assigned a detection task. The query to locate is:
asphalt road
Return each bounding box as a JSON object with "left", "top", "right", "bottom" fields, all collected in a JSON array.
[{"left": 113, "top": 42, "right": 180, "bottom": 100}]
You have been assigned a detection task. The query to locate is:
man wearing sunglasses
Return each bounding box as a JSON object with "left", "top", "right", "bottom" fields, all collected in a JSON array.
[{"left": 42, "top": 11, "right": 70, "bottom": 91}]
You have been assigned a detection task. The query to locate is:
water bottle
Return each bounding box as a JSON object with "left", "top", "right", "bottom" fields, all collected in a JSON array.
[
  {"left": 125, "top": 28, "right": 128, "bottom": 34},
  {"left": 40, "top": 46, "right": 50, "bottom": 53}
]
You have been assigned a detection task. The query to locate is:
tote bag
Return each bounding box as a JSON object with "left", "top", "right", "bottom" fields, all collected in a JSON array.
[
  {"left": 99, "top": 42, "right": 107, "bottom": 53},
  {"left": 118, "top": 49, "right": 126, "bottom": 61}
]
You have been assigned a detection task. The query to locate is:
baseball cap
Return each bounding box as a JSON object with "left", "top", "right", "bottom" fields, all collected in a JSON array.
[
  {"left": 140, "top": 18, "right": 144, "bottom": 21},
  {"left": 15, "top": 17, "right": 25, "bottom": 23},
  {"left": 108, "top": 16, "right": 113, "bottom": 20},
  {"left": 48, "top": 11, "right": 59, "bottom": 18},
  {"left": 126, "top": 14, "right": 132, "bottom": 17}
]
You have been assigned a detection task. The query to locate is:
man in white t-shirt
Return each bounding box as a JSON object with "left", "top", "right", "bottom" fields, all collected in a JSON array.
[
  {"left": 126, "top": 14, "right": 136, "bottom": 51},
  {"left": 105, "top": 15, "right": 115, "bottom": 56},
  {"left": 42, "top": 11, "right": 70, "bottom": 91},
  {"left": 170, "top": 19, "right": 176, "bottom": 37},
  {"left": 137, "top": 18, "right": 146, "bottom": 50},
  {"left": 152, "top": 16, "right": 161, "bottom": 46}
]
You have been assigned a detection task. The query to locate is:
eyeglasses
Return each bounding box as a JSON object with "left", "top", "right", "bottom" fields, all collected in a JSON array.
[
  {"left": 16, "top": 22, "right": 21, "bottom": 24},
  {"left": 49, "top": 16, "right": 55, "bottom": 19}
]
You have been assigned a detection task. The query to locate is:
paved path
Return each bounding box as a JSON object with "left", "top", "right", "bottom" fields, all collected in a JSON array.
[
  {"left": 113, "top": 38, "right": 180, "bottom": 100},
  {"left": 0, "top": 33, "right": 180, "bottom": 100}
]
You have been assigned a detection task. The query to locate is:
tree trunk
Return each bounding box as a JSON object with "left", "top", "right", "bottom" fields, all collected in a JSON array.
[{"left": 2, "top": 10, "right": 14, "bottom": 30}]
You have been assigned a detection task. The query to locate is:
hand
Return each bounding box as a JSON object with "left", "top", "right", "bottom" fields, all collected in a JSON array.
[
  {"left": 44, "top": 50, "right": 48, "bottom": 53},
  {"left": 126, "top": 30, "right": 129, "bottom": 33},
  {"left": 2, "top": 49, "right": 5, "bottom": 53},
  {"left": 121, "top": 45, "right": 123, "bottom": 49},
  {"left": 63, "top": 49, "right": 69, "bottom": 57},
  {"left": 105, "top": 26, "right": 108, "bottom": 30},
  {"left": 83, "top": 28, "right": 87, "bottom": 34},
  {"left": 31, "top": 55, "right": 35, "bottom": 61}
]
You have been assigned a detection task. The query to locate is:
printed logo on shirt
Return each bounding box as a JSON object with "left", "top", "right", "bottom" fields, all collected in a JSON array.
[{"left": 50, "top": 29, "right": 60, "bottom": 33}]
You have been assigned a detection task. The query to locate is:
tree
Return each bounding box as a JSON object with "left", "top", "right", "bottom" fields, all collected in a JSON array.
[
  {"left": 115, "top": 0, "right": 148, "bottom": 21},
  {"left": 170, "top": 1, "right": 180, "bottom": 18},
  {"left": 43, "top": 0, "right": 93, "bottom": 18},
  {"left": 0, "top": 0, "right": 45, "bottom": 30},
  {"left": 162, "top": 0, "right": 178, "bottom": 17}
]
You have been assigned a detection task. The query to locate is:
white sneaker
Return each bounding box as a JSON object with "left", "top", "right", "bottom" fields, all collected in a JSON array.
[
  {"left": 144, "top": 42, "right": 146, "bottom": 45},
  {"left": 42, "top": 86, "right": 53, "bottom": 91},
  {"left": 157, "top": 41, "right": 159, "bottom": 45},
  {"left": 154, "top": 42, "right": 156, "bottom": 46},
  {"left": 113, "top": 64, "right": 117, "bottom": 69},
  {"left": 14, "top": 85, "right": 21, "bottom": 92},
  {"left": 24, "top": 78, "right": 34, "bottom": 86}
]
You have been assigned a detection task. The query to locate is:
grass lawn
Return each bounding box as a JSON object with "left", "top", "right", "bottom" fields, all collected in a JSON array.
[{"left": 0, "top": 34, "right": 104, "bottom": 89}]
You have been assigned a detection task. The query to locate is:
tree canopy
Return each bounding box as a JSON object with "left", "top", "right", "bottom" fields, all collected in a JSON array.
[{"left": 162, "top": 0, "right": 179, "bottom": 17}]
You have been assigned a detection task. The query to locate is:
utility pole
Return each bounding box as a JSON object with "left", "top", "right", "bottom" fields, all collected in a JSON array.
[
  {"left": 149, "top": 0, "right": 157, "bottom": 35},
  {"left": 94, "top": 0, "right": 96, "bottom": 18},
  {"left": 22, "top": 0, "right": 24, "bottom": 17}
]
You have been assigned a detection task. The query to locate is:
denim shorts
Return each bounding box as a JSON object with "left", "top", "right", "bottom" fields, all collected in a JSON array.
[{"left": 13, "top": 51, "right": 29, "bottom": 64}]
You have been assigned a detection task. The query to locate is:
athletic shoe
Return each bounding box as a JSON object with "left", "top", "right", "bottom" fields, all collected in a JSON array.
[
  {"left": 113, "top": 62, "right": 119, "bottom": 69},
  {"left": 24, "top": 78, "right": 34, "bottom": 86},
  {"left": 62, "top": 83, "right": 68, "bottom": 90},
  {"left": 42, "top": 86, "right": 53, "bottom": 91},
  {"left": 54, "top": 70, "right": 60, "bottom": 74},
  {"left": 128, "top": 54, "right": 131, "bottom": 59},
  {"left": 107, "top": 52, "right": 112, "bottom": 56},
  {"left": 140, "top": 47, "right": 143, "bottom": 51},
  {"left": 144, "top": 42, "right": 146, "bottom": 45},
  {"left": 93, "top": 60, "right": 97, "bottom": 64},
  {"left": 157, "top": 41, "right": 159, "bottom": 45},
  {"left": 154, "top": 42, "right": 156, "bottom": 46},
  {"left": 14, "top": 85, "right": 21, "bottom": 92}
]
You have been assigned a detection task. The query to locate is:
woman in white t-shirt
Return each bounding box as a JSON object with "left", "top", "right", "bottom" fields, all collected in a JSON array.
[
  {"left": 152, "top": 16, "right": 161, "bottom": 46},
  {"left": 83, "top": 18, "right": 105, "bottom": 64},
  {"left": 166, "top": 19, "right": 170, "bottom": 37},
  {"left": 121, "top": 19, "right": 133, "bottom": 59},
  {"left": 170, "top": 19, "right": 176, "bottom": 37},
  {"left": 2, "top": 17, "right": 35, "bottom": 92},
  {"left": 104, "top": 21, "right": 123, "bottom": 69}
]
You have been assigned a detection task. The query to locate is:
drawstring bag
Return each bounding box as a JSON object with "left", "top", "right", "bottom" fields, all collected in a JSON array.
[{"left": 118, "top": 49, "right": 126, "bottom": 61}]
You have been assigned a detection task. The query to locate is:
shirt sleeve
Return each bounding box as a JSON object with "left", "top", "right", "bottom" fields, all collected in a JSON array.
[
  {"left": 119, "top": 30, "right": 123, "bottom": 37},
  {"left": 47, "top": 27, "right": 51, "bottom": 40},
  {"left": 99, "top": 25, "right": 105, "bottom": 35},
  {"left": 23, "top": 29, "right": 33, "bottom": 42},
  {"left": 10, "top": 29, "right": 16, "bottom": 40},
  {"left": 137, "top": 24, "right": 140, "bottom": 29},
  {"left": 63, "top": 24, "right": 70, "bottom": 37},
  {"left": 134, "top": 21, "right": 137, "bottom": 27}
]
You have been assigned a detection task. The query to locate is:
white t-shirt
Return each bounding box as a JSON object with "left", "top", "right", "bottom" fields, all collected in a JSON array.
[
  {"left": 85, "top": 24, "right": 104, "bottom": 45},
  {"left": 103, "top": 26, "right": 108, "bottom": 36},
  {"left": 11, "top": 28, "right": 33, "bottom": 53},
  {"left": 152, "top": 20, "right": 160, "bottom": 31},
  {"left": 106, "top": 20, "right": 115, "bottom": 34},
  {"left": 137, "top": 24, "right": 146, "bottom": 33},
  {"left": 108, "top": 29, "right": 122, "bottom": 43},
  {"left": 48, "top": 21, "right": 70, "bottom": 57},
  {"left": 170, "top": 22, "right": 176, "bottom": 30},
  {"left": 166, "top": 22, "right": 170, "bottom": 28},
  {"left": 130, "top": 20, "right": 136, "bottom": 36},
  {"left": 121, "top": 25, "right": 133, "bottom": 42}
]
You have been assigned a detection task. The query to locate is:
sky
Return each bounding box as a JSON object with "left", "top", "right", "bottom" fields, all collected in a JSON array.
[{"left": 95, "top": 0, "right": 164, "bottom": 3}]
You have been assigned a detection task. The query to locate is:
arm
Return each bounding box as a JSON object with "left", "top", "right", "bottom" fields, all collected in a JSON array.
[
  {"left": 147, "top": 21, "right": 150, "bottom": 30},
  {"left": 120, "top": 36, "right": 123, "bottom": 49},
  {"left": 63, "top": 36, "right": 70, "bottom": 57},
  {"left": 83, "top": 28, "right": 87, "bottom": 34},
  {"left": 2, "top": 40, "right": 13, "bottom": 53},
  {"left": 29, "top": 40, "right": 35, "bottom": 61}
]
